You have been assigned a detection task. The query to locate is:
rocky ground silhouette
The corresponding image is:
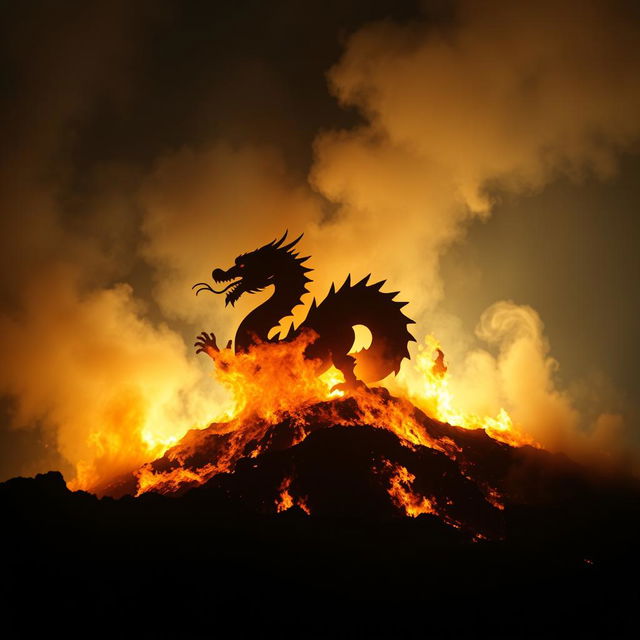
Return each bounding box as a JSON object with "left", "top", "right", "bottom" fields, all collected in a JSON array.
[{"left": 2, "top": 391, "right": 639, "bottom": 632}]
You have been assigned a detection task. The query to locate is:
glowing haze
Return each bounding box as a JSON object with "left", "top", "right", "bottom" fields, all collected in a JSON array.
[{"left": 0, "top": 0, "right": 639, "bottom": 488}]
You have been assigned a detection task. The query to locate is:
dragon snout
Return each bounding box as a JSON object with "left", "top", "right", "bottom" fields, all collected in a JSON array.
[
  {"left": 212, "top": 268, "right": 227, "bottom": 281},
  {"left": 212, "top": 265, "right": 241, "bottom": 282}
]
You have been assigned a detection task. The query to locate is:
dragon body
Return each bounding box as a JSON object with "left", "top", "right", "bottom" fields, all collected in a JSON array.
[{"left": 193, "top": 232, "right": 415, "bottom": 389}]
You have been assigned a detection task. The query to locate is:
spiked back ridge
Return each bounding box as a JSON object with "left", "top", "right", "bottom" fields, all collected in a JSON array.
[{"left": 304, "top": 273, "right": 416, "bottom": 382}]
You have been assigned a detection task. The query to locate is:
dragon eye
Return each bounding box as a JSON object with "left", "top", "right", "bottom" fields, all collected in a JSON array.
[{"left": 239, "top": 263, "right": 245, "bottom": 268}]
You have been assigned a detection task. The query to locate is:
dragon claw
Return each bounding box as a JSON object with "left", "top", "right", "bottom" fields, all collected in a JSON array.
[{"left": 195, "top": 331, "right": 219, "bottom": 356}]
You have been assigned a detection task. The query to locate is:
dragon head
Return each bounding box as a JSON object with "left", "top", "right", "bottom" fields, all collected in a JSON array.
[{"left": 193, "top": 231, "right": 310, "bottom": 306}]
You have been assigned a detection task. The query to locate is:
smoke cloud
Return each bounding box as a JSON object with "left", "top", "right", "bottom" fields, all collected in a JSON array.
[
  {"left": 1, "top": 0, "right": 639, "bottom": 485},
  {"left": 0, "top": 1, "right": 219, "bottom": 487},
  {"left": 304, "top": 0, "right": 640, "bottom": 466},
  {"left": 0, "top": 265, "right": 219, "bottom": 490},
  {"left": 310, "top": 0, "right": 640, "bottom": 309},
  {"left": 138, "top": 142, "right": 325, "bottom": 336}
]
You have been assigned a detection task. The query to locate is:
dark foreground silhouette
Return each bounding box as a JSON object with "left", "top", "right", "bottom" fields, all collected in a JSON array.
[{"left": 1, "top": 390, "right": 639, "bottom": 631}]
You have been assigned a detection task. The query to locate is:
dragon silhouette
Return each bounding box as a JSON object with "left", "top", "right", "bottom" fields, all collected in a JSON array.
[{"left": 193, "top": 232, "right": 415, "bottom": 390}]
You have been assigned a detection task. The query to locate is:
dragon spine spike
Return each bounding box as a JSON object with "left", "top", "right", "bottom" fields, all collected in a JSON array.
[
  {"left": 356, "top": 274, "right": 371, "bottom": 287},
  {"left": 339, "top": 274, "right": 351, "bottom": 291},
  {"left": 371, "top": 280, "right": 386, "bottom": 290},
  {"left": 272, "top": 230, "right": 288, "bottom": 249},
  {"left": 386, "top": 291, "right": 400, "bottom": 299},
  {"left": 281, "top": 233, "right": 304, "bottom": 252},
  {"left": 329, "top": 283, "right": 336, "bottom": 295},
  {"left": 396, "top": 301, "right": 409, "bottom": 308}
]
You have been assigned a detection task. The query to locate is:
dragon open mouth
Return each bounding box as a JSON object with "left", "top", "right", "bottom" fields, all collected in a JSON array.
[
  {"left": 192, "top": 279, "right": 242, "bottom": 296},
  {"left": 193, "top": 263, "right": 278, "bottom": 307}
]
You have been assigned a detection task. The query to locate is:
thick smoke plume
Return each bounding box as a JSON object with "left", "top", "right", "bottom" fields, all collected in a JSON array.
[
  {"left": 0, "top": 1, "right": 222, "bottom": 487},
  {"left": 307, "top": 0, "right": 640, "bottom": 464},
  {"left": 0, "top": 266, "right": 219, "bottom": 489},
  {"left": 311, "top": 0, "right": 640, "bottom": 305}
]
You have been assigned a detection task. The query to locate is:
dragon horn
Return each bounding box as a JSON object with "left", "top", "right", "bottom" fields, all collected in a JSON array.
[
  {"left": 272, "top": 230, "right": 288, "bottom": 249},
  {"left": 281, "top": 232, "right": 304, "bottom": 252}
]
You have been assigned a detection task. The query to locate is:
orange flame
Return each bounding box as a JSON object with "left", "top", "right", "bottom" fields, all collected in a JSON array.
[
  {"left": 207, "top": 329, "right": 341, "bottom": 422},
  {"left": 65, "top": 328, "right": 535, "bottom": 497},
  {"left": 275, "top": 476, "right": 294, "bottom": 512},
  {"left": 275, "top": 476, "right": 311, "bottom": 514},
  {"left": 398, "top": 335, "right": 535, "bottom": 448},
  {"left": 383, "top": 460, "right": 434, "bottom": 517}
]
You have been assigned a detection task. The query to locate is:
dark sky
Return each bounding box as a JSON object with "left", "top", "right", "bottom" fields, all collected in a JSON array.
[
  {"left": 441, "top": 153, "right": 640, "bottom": 398},
  {"left": 1, "top": 0, "right": 639, "bottom": 483}
]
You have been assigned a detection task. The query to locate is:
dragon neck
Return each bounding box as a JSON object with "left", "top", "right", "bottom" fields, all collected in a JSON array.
[{"left": 235, "top": 275, "right": 308, "bottom": 351}]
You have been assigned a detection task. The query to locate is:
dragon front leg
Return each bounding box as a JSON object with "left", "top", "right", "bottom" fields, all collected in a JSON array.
[
  {"left": 331, "top": 352, "right": 367, "bottom": 393},
  {"left": 194, "top": 331, "right": 222, "bottom": 358}
]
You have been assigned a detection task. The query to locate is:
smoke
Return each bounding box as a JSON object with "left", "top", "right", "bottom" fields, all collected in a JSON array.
[
  {"left": 1, "top": 0, "right": 639, "bottom": 486},
  {"left": 453, "top": 303, "right": 583, "bottom": 449},
  {"left": 0, "top": 1, "right": 221, "bottom": 488},
  {"left": 0, "top": 265, "right": 219, "bottom": 490},
  {"left": 449, "top": 302, "right": 635, "bottom": 468},
  {"left": 310, "top": 0, "right": 640, "bottom": 310},
  {"left": 0, "top": 1, "right": 152, "bottom": 298},
  {"left": 302, "top": 0, "right": 640, "bottom": 465}
]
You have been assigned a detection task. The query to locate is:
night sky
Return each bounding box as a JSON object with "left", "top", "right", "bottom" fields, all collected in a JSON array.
[{"left": 1, "top": 0, "right": 639, "bottom": 484}]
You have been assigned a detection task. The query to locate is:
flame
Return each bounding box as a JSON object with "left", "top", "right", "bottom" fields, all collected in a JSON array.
[
  {"left": 133, "top": 331, "right": 533, "bottom": 496},
  {"left": 275, "top": 476, "right": 295, "bottom": 512},
  {"left": 134, "top": 332, "right": 346, "bottom": 495},
  {"left": 61, "top": 326, "right": 535, "bottom": 498},
  {"left": 297, "top": 496, "right": 311, "bottom": 515},
  {"left": 318, "top": 366, "right": 346, "bottom": 399},
  {"left": 136, "top": 464, "right": 214, "bottom": 495},
  {"left": 275, "top": 476, "right": 312, "bottom": 514},
  {"left": 383, "top": 460, "right": 434, "bottom": 517},
  {"left": 206, "top": 329, "right": 339, "bottom": 422},
  {"left": 484, "top": 486, "right": 505, "bottom": 511},
  {"left": 398, "top": 335, "right": 535, "bottom": 448}
]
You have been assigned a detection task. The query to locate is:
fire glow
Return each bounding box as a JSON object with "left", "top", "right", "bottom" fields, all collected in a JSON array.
[
  {"left": 399, "top": 335, "right": 535, "bottom": 449},
  {"left": 121, "top": 331, "right": 532, "bottom": 502}
]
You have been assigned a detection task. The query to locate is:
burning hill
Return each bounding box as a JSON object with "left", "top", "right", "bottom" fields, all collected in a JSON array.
[
  {"left": 2, "top": 335, "right": 640, "bottom": 621},
  {"left": 85, "top": 334, "right": 524, "bottom": 529},
  {"left": 124, "top": 389, "right": 534, "bottom": 541},
  {"left": 76, "top": 335, "right": 634, "bottom": 549}
]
